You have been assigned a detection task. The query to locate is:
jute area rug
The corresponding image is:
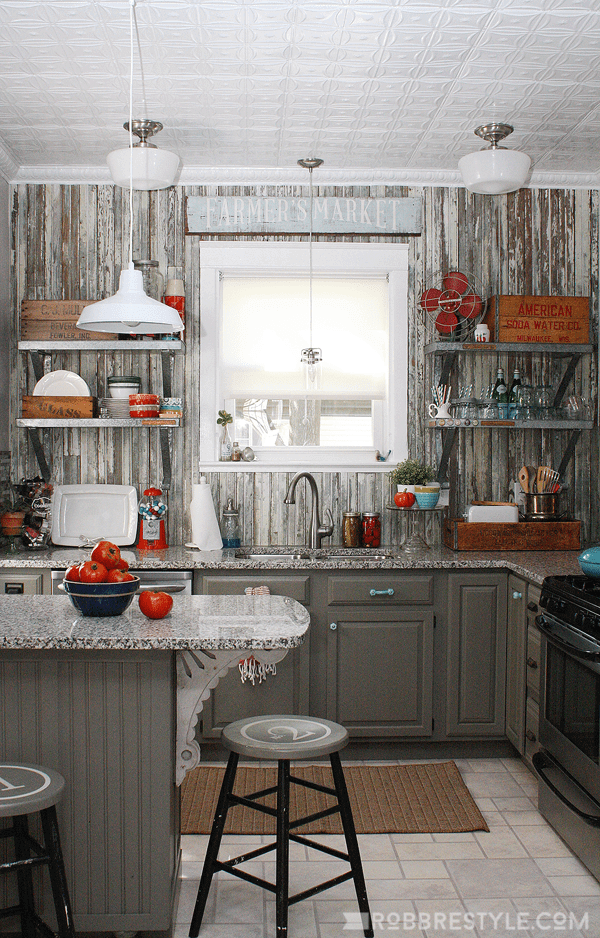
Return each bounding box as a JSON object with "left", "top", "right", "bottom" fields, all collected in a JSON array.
[{"left": 180, "top": 761, "right": 489, "bottom": 835}]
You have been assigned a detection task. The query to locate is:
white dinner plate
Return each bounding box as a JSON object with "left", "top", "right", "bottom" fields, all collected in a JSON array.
[
  {"left": 51, "top": 484, "right": 138, "bottom": 546},
  {"left": 33, "top": 370, "right": 90, "bottom": 396}
]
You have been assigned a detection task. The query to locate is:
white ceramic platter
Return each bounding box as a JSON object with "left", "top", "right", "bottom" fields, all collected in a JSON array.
[
  {"left": 51, "top": 484, "right": 138, "bottom": 546},
  {"left": 33, "top": 370, "right": 90, "bottom": 396}
]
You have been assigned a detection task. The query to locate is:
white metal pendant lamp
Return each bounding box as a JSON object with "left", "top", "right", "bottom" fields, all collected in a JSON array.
[
  {"left": 458, "top": 123, "right": 531, "bottom": 195},
  {"left": 78, "top": 0, "right": 183, "bottom": 335}
]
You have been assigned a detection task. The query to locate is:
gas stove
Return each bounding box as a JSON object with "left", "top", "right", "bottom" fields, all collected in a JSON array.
[{"left": 540, "top": 574, "right": 600, "bottom": 642}]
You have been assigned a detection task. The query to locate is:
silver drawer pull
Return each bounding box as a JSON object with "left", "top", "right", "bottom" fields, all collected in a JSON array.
[{"left": 370, "top": 588, "right": 394, "bottom": 597}]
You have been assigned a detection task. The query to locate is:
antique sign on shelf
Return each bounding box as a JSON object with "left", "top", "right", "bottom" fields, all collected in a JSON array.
[
  {"left": 484, "top": 295, "right": 590, "bottom": 344},
  {"left": 20, "top": 300, "right": 118, "bottom": 341},
  {"left": 186, "top": 195, "right": 422, "bottom": 236}
]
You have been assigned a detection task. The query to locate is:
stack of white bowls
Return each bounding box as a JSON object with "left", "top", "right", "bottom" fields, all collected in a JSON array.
[{"left": 107, "top": 375, "right": 141, "bottom": 399}]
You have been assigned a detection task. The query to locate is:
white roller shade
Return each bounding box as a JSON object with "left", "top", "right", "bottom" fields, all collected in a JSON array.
[{"left": 221, "top": 277, "right": 388, "bottom": 399}]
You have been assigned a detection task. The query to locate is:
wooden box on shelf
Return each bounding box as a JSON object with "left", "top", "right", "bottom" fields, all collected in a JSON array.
[
  {"left": 483, "top": 295, "right": 589, "bottom": 344},
  {"left": 443, "top": 516, "right": 581, "bottom": 551},
  {"left": 20, "top": 299, "right": 118, "bottom": 341},
  {"left": 21, "top": 396, "right": 96, "bottom": 419}
]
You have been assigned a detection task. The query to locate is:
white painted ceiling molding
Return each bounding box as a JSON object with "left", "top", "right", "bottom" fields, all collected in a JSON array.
[{"left": 7, "top": 164, "right": 600, "bottom": 191}]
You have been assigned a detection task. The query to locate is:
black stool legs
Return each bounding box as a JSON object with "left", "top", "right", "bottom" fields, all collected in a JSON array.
[
  {"left": 40, "top": 806, "right": 76, "bottom": 938},
  {"left": 189, "top": 752, "right": 372, "bottom": 938},
  {"left": 329, "top": 752, "right": 373, "bottom": 938},
  {"left": 0, "top": 806, "right": 76, "bottom": 938},
  {"left": 275, "top": 761, "right": 290, "bottom": 938},
  {"left": 189, "top": 752, "right": 239, "bottom": 937}
]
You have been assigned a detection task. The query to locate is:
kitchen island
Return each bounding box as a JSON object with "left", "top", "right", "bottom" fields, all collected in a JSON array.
[{"left": 0, "top": 593, "right": 310, "bottom": 934}]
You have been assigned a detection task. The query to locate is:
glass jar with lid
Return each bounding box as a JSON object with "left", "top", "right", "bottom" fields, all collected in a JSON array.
[
  {"left": 361, "top": 512, "right": 381, "bottom": 548},
  {"left": 133, "top": 259, "right": 164, "bottom": 301},
  {"left": 342, "top": 511, "right": 361, "bottom": 547},
  {"left": 221, "top": 498, "right": 241, "bottom": 548}
]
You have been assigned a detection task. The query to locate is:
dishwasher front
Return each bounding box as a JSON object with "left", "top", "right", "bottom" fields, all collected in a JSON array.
[{"left": 51, "top": 568, "right": 193, "bottom": 594}]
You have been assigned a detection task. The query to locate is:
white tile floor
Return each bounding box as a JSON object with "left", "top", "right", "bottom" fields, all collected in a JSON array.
[{"left": 174, "top": 758, "right": 600, "bottom": 937}]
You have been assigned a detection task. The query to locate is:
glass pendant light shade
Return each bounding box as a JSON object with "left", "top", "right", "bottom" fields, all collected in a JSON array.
[
  {"left": 107, "top": 145, "right": 180, "bottom": 190},
  {"left": 77, "top": 264, "right": 184, "bottom": 334},
  {"left": 458, "top": 123, "right": 531, "bottom": 195}
]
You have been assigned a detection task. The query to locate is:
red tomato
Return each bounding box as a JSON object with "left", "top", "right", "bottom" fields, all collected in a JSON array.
[
  {"left": 65, "top": 563, "right": 81, "bottom": 582},
  {"left": 106, "top": 569, "right": 135, "bottom": 583},
  {"left": 394, "top": 491, "right": 416, "bottom": 508},
  {"left": 91, "top": 540, "right": 121, "bottom": 570},
  {"left": 115, "top": 557, "right": 129, "bottom": 572},
  {"left": 138, "top": 591, "right": 173, "bottom": 619},
  {"left": 79, "top": 560, "right": 108, "bottom": 583}
]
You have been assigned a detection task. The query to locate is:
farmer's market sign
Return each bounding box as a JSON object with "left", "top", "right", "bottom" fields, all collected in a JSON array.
[{"left": 186, "top": 196, "right": 421, "bottom": 235}]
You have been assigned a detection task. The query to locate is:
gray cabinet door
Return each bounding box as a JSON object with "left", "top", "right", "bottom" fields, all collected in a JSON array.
[
  {"left": 446, "top": 572, "right": 507, "bottom": 737},
  {"left": 506, "top": 574, "right": 528, "bottom": 754},
  {"left": 196, "top": 574, "right": 310, "bottom": 737},
  {"left": 326, "top": 608, "right": 434, "bottom": 736}
]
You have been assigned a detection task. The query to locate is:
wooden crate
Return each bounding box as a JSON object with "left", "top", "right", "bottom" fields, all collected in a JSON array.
[
  {"left": 444, "top": 516, "right": 581, "bottom": 551},
  {"left": 20, "top": 300, "right": 118, "bottom": 341},
  {"left": 22, "top": 396, "right": 96, "bottom": 419},
  {"left": 483, "top": 295, "right": 589, "bottom": 344}
]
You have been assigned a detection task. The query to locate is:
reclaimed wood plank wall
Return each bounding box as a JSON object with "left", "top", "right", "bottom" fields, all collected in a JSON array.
[{"left": 10, "top": 184, "right": 599, "bottom": 548}]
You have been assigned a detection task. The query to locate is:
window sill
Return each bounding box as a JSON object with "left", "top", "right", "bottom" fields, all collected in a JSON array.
[{"left": 199, "top": 461, "right": 396, "bottom": 473}]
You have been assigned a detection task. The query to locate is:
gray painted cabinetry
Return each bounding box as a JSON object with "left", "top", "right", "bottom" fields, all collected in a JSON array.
[
  {"left": 196, "top": 568, "right": 510, "bottom": 745},
  {"left": 525, "top": 583, "right": 542, "bottom": 768}
]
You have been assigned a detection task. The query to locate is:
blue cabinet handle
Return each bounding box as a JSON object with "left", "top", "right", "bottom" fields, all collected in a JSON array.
[{"left": 370, "top": 588, "right": 394, "bottom": 597}]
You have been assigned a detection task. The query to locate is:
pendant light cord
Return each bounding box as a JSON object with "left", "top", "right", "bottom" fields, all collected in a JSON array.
[
  {"left": 308, "top": 166, "right": 314, "bottom": 348},
  {"left": 128, "top": 0, "right": 135, "bottom": 266}
]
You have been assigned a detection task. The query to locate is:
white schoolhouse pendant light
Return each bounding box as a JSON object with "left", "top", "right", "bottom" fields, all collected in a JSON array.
[
  {"left": 458, "top": 123, "right": 531, "bottom": 195},
  {"left": 78, "top": 0, "right": 183, "bottom": 335}
]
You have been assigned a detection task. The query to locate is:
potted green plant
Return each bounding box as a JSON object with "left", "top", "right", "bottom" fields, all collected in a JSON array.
[{"left": 389, "top": 459, "right": 436, "bottom": 488}]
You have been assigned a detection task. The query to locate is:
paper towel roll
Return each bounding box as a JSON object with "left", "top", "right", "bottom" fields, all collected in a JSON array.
[{"left": 189, "top": 477, "right": 223, "bottom": 550}]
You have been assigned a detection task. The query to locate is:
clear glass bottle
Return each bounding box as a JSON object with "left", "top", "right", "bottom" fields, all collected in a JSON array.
[
  {"left": 508, "top": 368, "right": 522, "bottom": 418},
  {"left": 231, "top": 441, "right": 242, "bottom": 461},
  {"left": 219, "top": 424, "right": 233, "bottom": 461},
  {"left": 491, "top": 367, "right": 508, "bottom": 418},
  {"left": 221, "top": 498, "right": 241, "bottom": 548}
]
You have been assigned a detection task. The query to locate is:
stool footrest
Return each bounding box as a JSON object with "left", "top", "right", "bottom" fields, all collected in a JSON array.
[
  {"left": 289, "top": 803, "right": 340, "bottom": 829},
  {"left": 290, "top": 832, "right": 350, "bottom": 861},
  {"left": 289, "top": 773, "right": 337, "bottom": 798},
  {"left": 229, "top": 793, "right": 278, "bottom": 817},
  {"left": 289, "top": 870, "right": 355, "bottom": 905}
]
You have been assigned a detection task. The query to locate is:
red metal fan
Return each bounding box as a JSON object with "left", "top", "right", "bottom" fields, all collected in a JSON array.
[{"left": 419, "top": 270, "right": 487, "bottom": 341}]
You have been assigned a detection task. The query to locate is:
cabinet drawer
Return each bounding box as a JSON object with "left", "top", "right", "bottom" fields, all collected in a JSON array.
[
  {"left": 526, "top": 625, "right": 541, "bottom": 701},
  {"left": 199, "top": 575, "right": 310, "bottom": 604},
  {"left": 328, "top": 574, "right": 433, "bottom": 605}
]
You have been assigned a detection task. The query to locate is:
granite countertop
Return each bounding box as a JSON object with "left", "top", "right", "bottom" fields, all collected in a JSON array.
[
  {"left": 0, "top": 593, "right": 310, "bottom": 650},
  {"left": 0, "top": 544, "right": 584, "bottom": 585}
]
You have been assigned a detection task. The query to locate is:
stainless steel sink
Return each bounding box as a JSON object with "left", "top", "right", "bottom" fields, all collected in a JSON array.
[
  {"left": 234, "top": 550, "right": 393, "bottom": 562},
  {"left": 234, "top": 551, "right": 311, "bottom": 562}
]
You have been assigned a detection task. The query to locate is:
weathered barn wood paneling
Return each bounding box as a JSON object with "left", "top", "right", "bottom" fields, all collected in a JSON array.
[{"left": 10, "top": 185, "right": 599, "bottom": 548}]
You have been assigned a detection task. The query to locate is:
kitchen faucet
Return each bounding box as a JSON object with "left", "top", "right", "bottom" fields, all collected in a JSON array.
[{"left": 284, "top": 472, "right": 334, "bottom": 549}]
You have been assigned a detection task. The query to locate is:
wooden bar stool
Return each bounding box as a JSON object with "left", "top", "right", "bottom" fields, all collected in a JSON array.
[
  {"left": 0, "top": 762, "right": 75, "bottom": 938},
  {"left": 189, "top": 715, "right": 373, "bottom": 938}
]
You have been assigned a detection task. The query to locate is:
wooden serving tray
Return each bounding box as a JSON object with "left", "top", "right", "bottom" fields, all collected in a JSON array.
[{"left": 444, "top": 517, "right": 581, "bottom": 551}]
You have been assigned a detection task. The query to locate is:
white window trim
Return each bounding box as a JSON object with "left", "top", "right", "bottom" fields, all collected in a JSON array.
[{"left": 199, "top": 241, "right": 408, "bottom": 470}]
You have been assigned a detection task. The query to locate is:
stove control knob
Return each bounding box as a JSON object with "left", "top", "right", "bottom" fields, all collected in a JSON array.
[{"left": 573, "top": 611, "right": 584, "bottom": 629}]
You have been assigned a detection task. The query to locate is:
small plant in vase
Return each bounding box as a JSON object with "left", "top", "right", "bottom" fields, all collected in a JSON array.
[
  {"left": 389, "top": 460, "right": 438, "bottom": 509},
  {"left": 217, "top": 410, "right": 233, "bottom": 461}
]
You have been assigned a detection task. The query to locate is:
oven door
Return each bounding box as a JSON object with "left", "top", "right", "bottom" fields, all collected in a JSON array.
[{"left": 536, "top": 612, "right": 600, "bottom": 806}]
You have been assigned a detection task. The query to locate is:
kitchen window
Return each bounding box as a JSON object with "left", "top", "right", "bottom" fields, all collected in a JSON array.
[{"left": 199, "top": 242, "right": 408, "bottom": 468}]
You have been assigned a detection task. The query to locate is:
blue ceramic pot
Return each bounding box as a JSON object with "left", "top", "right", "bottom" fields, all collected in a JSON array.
[{"left": 578, "top": 546, "right": 600, "bottom": 578}]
